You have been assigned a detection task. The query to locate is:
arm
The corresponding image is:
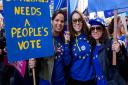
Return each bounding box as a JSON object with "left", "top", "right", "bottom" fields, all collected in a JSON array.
[
  {"left": 63, "top": 43, "right": 71, "bottom": 66},
  {"left": 63, "top": 31, "right": 71, "bottom": 66}
]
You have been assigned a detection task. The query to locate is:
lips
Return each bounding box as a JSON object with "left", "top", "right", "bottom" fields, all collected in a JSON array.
[
  {"left": 56, "top": 26, "right": 63, "bottom": 31},
  {"left": 92, "top": 33, "right": 101, "bottom": 39},
  {"left": 75, "top": 25, "right": 81, "bottom": 29}
]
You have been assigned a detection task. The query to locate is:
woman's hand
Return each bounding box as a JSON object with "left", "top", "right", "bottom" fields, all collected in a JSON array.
[
  {"left": 29, "top": 58, "right": 36, "bottom": 69},
  {"left": 64, "top": 31, "right": 70, "bottom": 43},
  {"left": 112, "top": 41, "right": 120, "bottom": 52}
]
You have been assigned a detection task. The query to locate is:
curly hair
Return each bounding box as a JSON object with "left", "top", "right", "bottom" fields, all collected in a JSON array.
[{"left": 89, "top": 25, "right": 109, "bottom": 47}]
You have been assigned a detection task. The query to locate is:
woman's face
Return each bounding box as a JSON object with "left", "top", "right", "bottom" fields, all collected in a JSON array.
[
  {"left": 52, "top": 13, "right": 64, "bottom": 33},
  {"left": 117, "top": 19, "right": 123, "bottom": 29},
  {"left": 91, "top": 26, "right": 103, "bottom": 40},
  {"left": 72, "top": 13, "right": 83, "bottom": 33},
  {"left": 117, "top": 19, "right": 126, "bottom": 34}
]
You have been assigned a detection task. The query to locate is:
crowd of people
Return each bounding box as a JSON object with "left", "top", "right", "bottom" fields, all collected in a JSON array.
[{"left": 0, "top": 9, "right": 128, "bottom": 85}]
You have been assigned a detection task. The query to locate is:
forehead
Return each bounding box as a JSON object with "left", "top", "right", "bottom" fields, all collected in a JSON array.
[
  {"left": 72, "top": 13, "right": 81, "bottom": 19},
  {"left": 54, "top": 13, "right": 64, "bottom": 20}
]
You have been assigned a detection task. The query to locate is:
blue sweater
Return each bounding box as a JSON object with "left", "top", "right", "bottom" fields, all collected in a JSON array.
[
  {"left": 70, "top": 34, "right": 94, "bottom": 81},
  {"left": 52, "top": 36, "right": 70, "bottom": 85}
]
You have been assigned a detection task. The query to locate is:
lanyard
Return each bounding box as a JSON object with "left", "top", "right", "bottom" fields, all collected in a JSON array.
[{"left": 75, "top": 35, "right": 81, "bottom": 52}]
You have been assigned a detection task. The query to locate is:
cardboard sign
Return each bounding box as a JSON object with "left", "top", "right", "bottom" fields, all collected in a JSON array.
[{"left": 3, "top": 0, "right": 54, "bottom": 62}]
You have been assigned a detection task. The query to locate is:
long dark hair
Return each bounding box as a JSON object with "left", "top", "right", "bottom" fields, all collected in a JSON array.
[
  {"left": 52, "top": 9, "right": 65, "bottom": 42},
  {"left": 69, "top": 10, "right": 89, "bottom": 41}
]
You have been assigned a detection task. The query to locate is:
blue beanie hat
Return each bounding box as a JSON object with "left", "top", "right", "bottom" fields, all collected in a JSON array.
[{"left": 89, "top": 18, "right": 106, "bottom": 27}]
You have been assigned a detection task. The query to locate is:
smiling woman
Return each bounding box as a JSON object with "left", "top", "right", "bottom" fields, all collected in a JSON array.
[
  {"left": 52, "top": 12, "right": 64, "bottom": 36},
  {"left": 67, "top": 10, "right": 95, "bottom": 85},
  {"left": 89, "top": 18, "right": 126, "bottom": 85},
  {"left": 51, "top": 9, "right": 71, "bottom": 85}
]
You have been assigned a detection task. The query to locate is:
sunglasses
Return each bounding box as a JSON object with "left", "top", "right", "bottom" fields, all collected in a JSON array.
[
  {"left": 90, "top": 26, "right": 103, "bottom": 31},
  {"left": 72, "top": 18, "right": 82, "bottom": 23}
]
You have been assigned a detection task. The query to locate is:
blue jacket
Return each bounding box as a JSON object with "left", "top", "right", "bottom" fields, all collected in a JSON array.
[
  {"left": 70, "top": 33, "right": 94, "bottom": 81},
  {"left": 52, "top": 36, "right": 70, "bottom": 85}
]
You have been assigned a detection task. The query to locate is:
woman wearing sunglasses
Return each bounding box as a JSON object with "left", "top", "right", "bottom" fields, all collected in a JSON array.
[
  {"left": 89, "top": 18, "right": 126, "bottom": 85},
  {"left": 68, "top": 10, "right": 95, "bottom": 85}
]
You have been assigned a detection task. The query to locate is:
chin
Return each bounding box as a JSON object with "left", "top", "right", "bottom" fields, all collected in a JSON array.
[
  {"left": 93, "top": 37, "right": 100, "bottom": 40},
  {"left": 57, "top": 29, "right": 63, "bottom": 32},
  {"left": 75, "top": 29, "right": 81, "bottom": 32}
]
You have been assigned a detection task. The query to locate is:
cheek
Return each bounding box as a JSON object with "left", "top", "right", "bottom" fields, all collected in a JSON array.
[
  {"left": 62, "top": 23, "right": 64, "bottom": 27},
  {"left": 98, "top": 32, "right": 103, "bottom": 38},
  {"left": 91, "top": 32, "right": 93, "bottom": 37},
  {"left": 91, "top": 32, "right": 95, "bottom": 38},
  {"left": 99, "top": 32, "right": 102, "bottom": 36},
  {"left": 52, "top": 22, "right": 58, "bottom": 31},
  {"left": 52, "top": 21, "right": 56, "bottom": 26},
  {"left": 72, "top": 24, "right": 75, "bottom": 28}
]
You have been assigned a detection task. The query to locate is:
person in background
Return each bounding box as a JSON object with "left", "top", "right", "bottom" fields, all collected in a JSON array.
[
  {"left": 0, "top": 26, "right": 6, "bottom": 85},
  {"left": 68, "top": 10, "right": 95, "bottom": 85},
  {"left": 89, "top": 18, "right": 126, "bottom": 85},
  {"left": 0, "top": 17, "right": 15, "bottom": 85},
  {"left": 108, "top": 16, "right": 128, "bottom": 84},
  {"left": 108, "top": 16, "right": 126, "bottom": 41},
  {"left": 12, "top": 59, "right": 40, "bottom": 85}
]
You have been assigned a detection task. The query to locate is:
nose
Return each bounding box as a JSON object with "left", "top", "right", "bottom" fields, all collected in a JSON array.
[
  {"left": 76, "top": 21, "right": 80, "bottom": 24},
  {"left": 94, "top": 28, "right": 97, "bottom": 32},
  {"left": 58, "top": 21, "right": 61, "bottom": 25}
]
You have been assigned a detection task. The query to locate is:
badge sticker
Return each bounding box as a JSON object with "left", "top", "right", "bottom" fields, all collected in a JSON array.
[{"left": 81, "top": 45, "right": 86, "bottom": 51}]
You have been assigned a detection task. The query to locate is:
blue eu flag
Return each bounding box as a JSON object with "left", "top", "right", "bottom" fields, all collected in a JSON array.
[
  {"left": 54, "top": 0, "right": 67, "bottom": 10},
  {"left": 88, "top": 0, "right": 128, "bottom": 12}
]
